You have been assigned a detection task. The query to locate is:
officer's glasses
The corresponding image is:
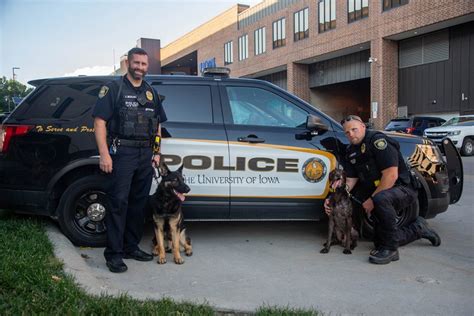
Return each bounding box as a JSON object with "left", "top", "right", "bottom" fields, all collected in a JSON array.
[{"left": 340, "top": 115, "right": 363, "bottom": 125}]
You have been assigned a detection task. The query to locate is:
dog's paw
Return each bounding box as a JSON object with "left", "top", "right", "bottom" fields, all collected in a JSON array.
[
  {"left": 320, "top": 248, "right": 329, "bottom": 254},
  {"left": 185, "top": 250, "right": 193, "bottom": 257},
  {"left": 174, "top": 257, "right": 184, "bottom": 264},
  {"left": 165, "top": 247, "right": 172, "bottom": 253},
  {"left": 157, "top": 257, "right": 167, "bottom": 264},
  {"left": 343, "top": 249, "right": 352, "bottom": 255}
]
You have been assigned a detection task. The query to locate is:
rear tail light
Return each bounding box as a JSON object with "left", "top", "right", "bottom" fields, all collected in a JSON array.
[
  {"left": 406, "top": 127, "right": 415, "bottom": 134},
  {"left": 0, "top": 125, "right": 34, "bottom": 153}
]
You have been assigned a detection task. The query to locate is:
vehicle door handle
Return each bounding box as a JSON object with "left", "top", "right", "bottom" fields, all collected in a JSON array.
[{"left": 237, "top": 135, "right": 265, "bottom": 143}]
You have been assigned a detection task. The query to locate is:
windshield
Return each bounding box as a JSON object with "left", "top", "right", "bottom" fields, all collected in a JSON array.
[
  {"left": 454, "top": 120, "right": 474, "bottom": 127},
  {"left": 442, "top": 116, "right": 474, "bottom": 126},
  {"left": 385, "top": 119, "right": 410, "bottom": 129}
]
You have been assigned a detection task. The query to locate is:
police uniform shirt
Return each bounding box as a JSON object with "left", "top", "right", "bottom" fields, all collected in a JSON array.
[
  {"left": 92, "top": 76, "right": 167, "bottom": 125},
  {"left": 345, "top": 132, "right": 400, "bottom": 183}
]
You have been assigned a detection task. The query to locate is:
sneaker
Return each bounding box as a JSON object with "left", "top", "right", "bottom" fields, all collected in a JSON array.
[
  {"left": 369, "top": 249, "right": 399, "bottom": 265},
  {"left": 415, "top": 217, "right": 441, "bottom": 247}
]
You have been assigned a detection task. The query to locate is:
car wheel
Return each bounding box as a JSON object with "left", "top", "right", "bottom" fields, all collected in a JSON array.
[
  {"left": 360, "top": 197, "right": 419, "bottom": 240},
  {"left": 57, "top": 174, "right": 109, "bottom": 247},
  {"left": 461, "top": 138, "right": 473, "bottom": 156}
]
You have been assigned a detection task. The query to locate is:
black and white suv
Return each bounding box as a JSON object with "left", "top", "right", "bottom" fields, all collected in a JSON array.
[{"left": 0, "top": 74, "right": 464, "bottom": 246}]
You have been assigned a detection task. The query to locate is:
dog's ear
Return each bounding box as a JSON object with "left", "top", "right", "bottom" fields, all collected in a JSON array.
[
  {"left": 159, "top": 162, "right": 170, "bottom": 177},
  {"left": 177, "top": 164, "right": 184, "bottom": 174}
]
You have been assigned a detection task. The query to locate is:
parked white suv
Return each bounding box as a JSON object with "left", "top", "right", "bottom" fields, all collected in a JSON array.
[{"left": 424, "top": 115, "right": 474, "bottom": 156}]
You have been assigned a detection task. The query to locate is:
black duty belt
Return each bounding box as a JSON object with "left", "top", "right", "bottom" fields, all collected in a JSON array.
[{"left": 117, "top": 138, "right": 151, "bottom": 148}]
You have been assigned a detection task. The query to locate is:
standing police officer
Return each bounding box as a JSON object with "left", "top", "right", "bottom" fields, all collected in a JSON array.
[
  {"left": 93, "top": 47, "right": 167, "bottom": 273},
  {"left": 326, "top": 115, "right": 440, "bottom": 265}
]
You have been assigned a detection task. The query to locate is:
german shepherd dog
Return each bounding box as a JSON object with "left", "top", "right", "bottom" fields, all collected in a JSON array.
[
  {"left": 320, "top": 168, "right": 358, "bottom": 255},
  {"left": 150, "top": 163, "right": 192, "bottom": 264}
]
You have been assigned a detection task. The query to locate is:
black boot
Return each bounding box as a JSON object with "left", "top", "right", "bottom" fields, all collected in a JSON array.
[
  {"left": 369, "top": 248, "right": 399, "bottom": 264},
  {"left": 370, "top": 245, "right": 382, "bottom": 256},
  {"left": 414, "top": 217, "right": 441, "bottom": 246},
  {"left": 106, "top": 259, "right": 128, "bottom": 273}
]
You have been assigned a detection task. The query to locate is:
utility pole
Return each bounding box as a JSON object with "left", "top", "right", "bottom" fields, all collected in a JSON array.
[{"left": 12, "top": 67, "right": 20, "bottom": 81}]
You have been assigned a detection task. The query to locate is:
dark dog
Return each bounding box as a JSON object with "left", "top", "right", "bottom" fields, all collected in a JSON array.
[
  {"left": 150, "top": 163, "right": 192, "bottom": 264},
  {"left": 320, "top": 168, "right": 358, "bottom": 254}
]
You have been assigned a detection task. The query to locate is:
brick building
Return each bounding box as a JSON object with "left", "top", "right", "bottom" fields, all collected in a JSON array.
[{"left": 159, "top": 0, "right": 473, "bottom": 128}]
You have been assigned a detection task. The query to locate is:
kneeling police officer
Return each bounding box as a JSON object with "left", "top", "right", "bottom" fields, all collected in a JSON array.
[
  {"left": 93, "top": 47, "right": 167, "bottom": 273},
  {"left": 326, "top": 115, "right": 441, "bottom": 265}
]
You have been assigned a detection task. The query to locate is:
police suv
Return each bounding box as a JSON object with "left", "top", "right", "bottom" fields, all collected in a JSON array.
[{"left": 0, "top": 71, "right": 464, "bottom": 246}]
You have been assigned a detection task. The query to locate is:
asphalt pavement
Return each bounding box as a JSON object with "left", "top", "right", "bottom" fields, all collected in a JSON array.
[{"left": 46, "top": 157, "right": 474, "bottom": 315}]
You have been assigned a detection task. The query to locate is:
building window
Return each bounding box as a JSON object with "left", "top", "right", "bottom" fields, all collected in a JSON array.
[
  {"left": 224, "top": 41, "right": 233, "bottom": 65},
  {"left": 294, "top": 8, "right": 309, "bottom": 41},
  {"left": 254, "top": 27, "right": 266, "bottom": 56},
  {"left": 348, "top": 0, "right": 368, "bottom": 23},
  {"left": 382, "top": 0, "right": 409, "bottom": 11},
  {"left": 273, "top": 18, "right": 286, "bottom": 49},
  {"left": 318, "top": 0, "right": 336, "bottom": 33},
  {"left": 238, "top": 34, "right": 248, "bottom": 61}
]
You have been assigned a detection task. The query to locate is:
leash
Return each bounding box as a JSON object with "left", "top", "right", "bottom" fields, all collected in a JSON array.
[
  {"left": 346, "top": 189, "right": 364, "bottom": 206},
  {"left": 330, "top": 185, "right": 364, "bottom": 206},
  {"left": 153, "top": 166, "right": 161, "bottom": 185},
  {"left": 344, "top": 186, "right": 379, "bottom": 227}
]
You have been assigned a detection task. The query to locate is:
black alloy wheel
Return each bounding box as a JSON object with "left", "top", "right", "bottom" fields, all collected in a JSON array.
[{"left": 57, "top": 175, "right": 109, "bottom": 247}]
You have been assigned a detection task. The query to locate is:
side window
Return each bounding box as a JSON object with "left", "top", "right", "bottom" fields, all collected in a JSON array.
[
  {"left": 16, "top": 83, "right": 100, "bottom": 119},
  {"left": 413, "top": 119, "right": 423, "bottom": 128},
  {"left": 428, "top": 119, "right": 439, "bottom": 128},
  {"left": 153, "top": 85, "right": 213, "bottom": 123},
  {"left": 225, "top": 86, "right": 308, "bottom": 128}
]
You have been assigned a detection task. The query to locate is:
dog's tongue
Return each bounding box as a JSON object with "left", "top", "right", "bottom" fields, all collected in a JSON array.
[
  {"left": 331, "top": 179, "right": 342, "bottom": 190},
  {"left": 174, "top": 190, "right": 186, "bottom": 202}
]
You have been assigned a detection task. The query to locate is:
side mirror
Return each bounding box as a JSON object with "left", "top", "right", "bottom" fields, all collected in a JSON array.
[{"left": 306, "top": 114, "right": 329, "bottom": 132}]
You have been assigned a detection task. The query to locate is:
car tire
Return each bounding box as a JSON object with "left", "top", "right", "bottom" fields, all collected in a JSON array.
[
  {"left": 360, "top": 197, "right": 419, "bottom": 240},
  {"left": 461, "top": 138, "right": 473, "bottom": 156},
  {"left": 57, "top": 174, "right": 109, "bottom": 247}
]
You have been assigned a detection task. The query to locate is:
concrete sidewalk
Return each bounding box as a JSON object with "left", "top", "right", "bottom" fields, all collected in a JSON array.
[{"left": 47, "top": 211, "right": 473, "bottom": 315}]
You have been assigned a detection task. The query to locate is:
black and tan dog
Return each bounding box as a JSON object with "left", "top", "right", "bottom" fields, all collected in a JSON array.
[
  {"left": 150, "top": 163, "right": 192, "bottom": 264},
  {"left": 320, "top": 168, "right": 358, "bottom": 255}
]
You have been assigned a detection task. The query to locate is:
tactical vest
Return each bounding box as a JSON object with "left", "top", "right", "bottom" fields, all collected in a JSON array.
[
  {"left": 346, "top": 130, "right": 410, "bottom": 192},
  {"left": 112, "top": 76, "right": 158, "bottom": 141}
]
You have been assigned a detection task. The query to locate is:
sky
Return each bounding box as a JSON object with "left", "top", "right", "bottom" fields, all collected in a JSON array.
[{"left": 0, "top": 0, "right": 261, "bottom": 86}]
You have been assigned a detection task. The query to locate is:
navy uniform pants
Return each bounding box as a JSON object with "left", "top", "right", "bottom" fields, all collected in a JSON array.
[
  {"left": 371, "top": 185, "right": 422, "bottom": 251},
  {"left": 104, "top": 146, "right": 153, "bottom": 261}
]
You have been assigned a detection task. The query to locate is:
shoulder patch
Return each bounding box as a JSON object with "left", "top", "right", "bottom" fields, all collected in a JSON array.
[
  {"left": 98, "top": 86, "right": 109, "bottom": 98},
  {"left": 374, "top": 138, "right": 387, "bottom": 150},
  {"left": 146, "top": 90, "right": 153, "bottom": 101}
]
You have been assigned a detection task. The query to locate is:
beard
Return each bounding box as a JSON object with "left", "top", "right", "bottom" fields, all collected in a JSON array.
[{"left": 128, "top": 66, "right": 147, "bottom": 80}]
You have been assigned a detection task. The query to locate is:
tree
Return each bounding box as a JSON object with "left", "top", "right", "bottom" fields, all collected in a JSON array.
[{"left": 0, "top": 77, "right": 33, "bottom": 113}]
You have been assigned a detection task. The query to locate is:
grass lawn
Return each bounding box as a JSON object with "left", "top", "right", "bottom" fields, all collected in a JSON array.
[{"left": 0, "top": 211, "right": 319, "bottom": 315}]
